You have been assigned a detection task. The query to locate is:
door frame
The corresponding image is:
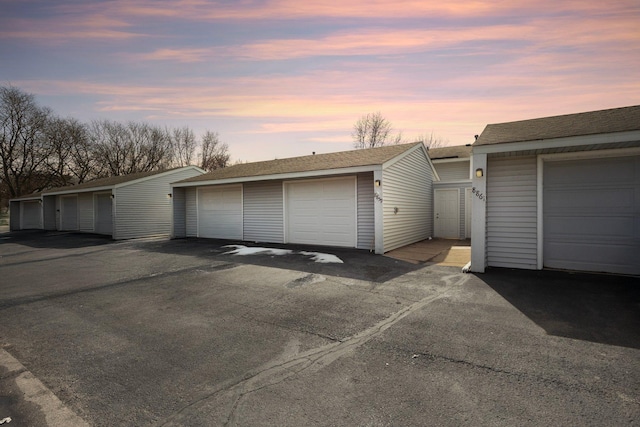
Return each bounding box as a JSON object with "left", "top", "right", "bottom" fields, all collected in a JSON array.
[
  {"left": 434, "top": 188, "right": 460, "bottom": 239},
  {"left": 465, "top": 187, "right": 472, "bottom": 239}
]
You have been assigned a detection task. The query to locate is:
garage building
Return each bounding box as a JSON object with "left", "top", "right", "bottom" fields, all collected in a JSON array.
[
  {"left": 172, "top": 142, "right": 438, "bottom": 254},
  {"left": 9, "top": 193, "right": 44, "bottom": 231},
  {"left": 10, "top": 166, "right": 204, "bottom": 240},
  {"left": 470, "top": 105, "right": 640, "bottom": 275}
]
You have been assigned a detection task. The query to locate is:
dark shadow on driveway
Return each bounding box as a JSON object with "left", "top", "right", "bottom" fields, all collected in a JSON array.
[
  {"left": 0, "top": 230, "right": 114, "bottom": 249},
  {"left": 479, "top": 268, "right": 640, "bottom": 349},
  {"left": 138, "top": 237, "right": 423, "bottom": 283}
]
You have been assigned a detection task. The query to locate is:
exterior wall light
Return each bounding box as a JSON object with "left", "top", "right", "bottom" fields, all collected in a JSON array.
[
  {"left": 374, "top": 179, "right": 381, "bottom": 187},
  {"left": 167, "top": 193, "right": 172, "bottom": 199},
  {"left": 475, "top": 168, "right": 484, "bottom": 178}
]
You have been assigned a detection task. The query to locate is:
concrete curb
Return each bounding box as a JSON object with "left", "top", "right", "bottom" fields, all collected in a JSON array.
[{"left": 0, "top": 349, "right": 89, "bottom": 427}]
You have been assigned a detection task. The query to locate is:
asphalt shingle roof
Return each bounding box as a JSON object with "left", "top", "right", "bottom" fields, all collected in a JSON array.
[
  {"left": 428, "top": 145, "right": 472, "bottom": 159},
  {"left": 45, "top": 167, "right": 186, "bottom": 194},
  {"left": 475, "top": 105, "right": 640, "bottom": 146},
  {"left": 179, "top": 142, "right": 423, "bottom": 183}
]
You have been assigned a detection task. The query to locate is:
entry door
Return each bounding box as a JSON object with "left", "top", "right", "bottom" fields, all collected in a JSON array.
[
  {"left": 60, "top": 196, "right": 78, "bottom": 231},
  {"left": 434, "top": 189, "right": 459, "bottom": 238},
  {"left": 94, "top": 192, "right": 113, "bottom": 235}
]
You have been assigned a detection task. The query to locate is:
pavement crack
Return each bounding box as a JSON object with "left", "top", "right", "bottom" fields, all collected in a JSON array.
[{"left": 159, "top": 273, "right": 470, "bottom": 426}]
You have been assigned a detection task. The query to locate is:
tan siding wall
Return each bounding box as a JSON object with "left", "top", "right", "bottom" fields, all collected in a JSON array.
[
  {"left": 114, "top": 168, "right": 203, "bottom": 240},
  {"left": 43, "top": 196, "right": 56, "bottom": 230},
  {"left": 357, "top": 172, "right": 375, "bottom": 250},
  {"left": 486, "top": 155, "right": 538, "bottom": 269},
  {"left": 382, "top": 149, "right": 434, "bottom": 252},
  {"left": 185, "top": 187, "right": 197, "bottom": 237},
  {"left": 78, "top": 192, "right": 94, "bottom": 232},
  {"left": 243, "top": 181, "right": 284, "bottom": 243},
  {"left": 172, "top": 187, "right": 186, "bottom": 238},
  {"left": 434, "top": 160, "right": 470, "bottom": 181}
]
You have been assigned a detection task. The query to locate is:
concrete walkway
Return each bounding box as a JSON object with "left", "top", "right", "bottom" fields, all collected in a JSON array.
[{"left": 385, "top": 238, "right": 471, "bottom": 266}]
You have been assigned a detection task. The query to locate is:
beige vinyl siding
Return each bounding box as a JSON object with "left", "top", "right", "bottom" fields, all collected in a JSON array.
[
  {"left": 186, "top": 187, "right": 197, "bottom": 237},
  {"left": 434, "top": 160, "right": 470, "bottom": 181},
  {"left": 243, "top": 181, "right": 284, "bottom": 243},
  {"left": 357, "top": 172, "right": 375, "bottom": 250},
  {"left": 78, "top": 192, "right": 94, "bottom": 232},
  {"left": 486, "top": 155, "right": 538, "bottom": 269},
  {"left": 382, "top": 148, "right": 434, "bottom": 252},
  {"left": 43, "top": 196, "right": 56, "bottom": 230},
  {"left": 114, "top": 168, "right": 202, "bottom": 240},
  {"left": 9, "top": 201, "right": 20, "bottom": 231},
  {"left": 172, "top": 187, "right": 186, "bottom": 238}
]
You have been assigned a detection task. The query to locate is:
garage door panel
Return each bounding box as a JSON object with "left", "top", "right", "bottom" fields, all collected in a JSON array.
[
  {"left": 61, "top": 196, "right": 78, "bottom": 231},
  {"left": 544, "top": 155, "right": 640, "bottom": 275},
  {"left": 545, "top": 188, "right": 634, "bottom": 210},
  {"left": 22, "top": 201, "right": 41, "bottom": 229},
  {"left": 198, "top": 186, "right": 242, "bottom": 240},
  {"left": 287, "top": 178, "right": 356, "bottom": 248},
  {"left": 94, "top": 193, "right": 113, "bottom": 235}
]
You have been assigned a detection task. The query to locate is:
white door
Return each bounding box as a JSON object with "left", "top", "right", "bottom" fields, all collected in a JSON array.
[
  {"left": 543, "top": 155, "right": 640, "bottom": 275},
  {"left": 197, "top": 185, "right": 243, "bottom": 239},
  {"left": 94, "top": 192, "right": 113, "bottom": 235},
  {"left": 434, "top": 189, "right": 459, "bottom": 238},
  {"left": 60, "top": 196, "right": 78, "bottom": 231},
  {"left": 286, "top": 177, "right": 356, "bottom": 247},
  {"left": 21, "top": 201, "right": 41, "bottom": 229}
]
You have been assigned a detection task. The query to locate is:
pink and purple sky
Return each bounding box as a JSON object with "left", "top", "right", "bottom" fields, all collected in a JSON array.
[{"left": 2, "top": 0, "right": 639, "bottom": 162}]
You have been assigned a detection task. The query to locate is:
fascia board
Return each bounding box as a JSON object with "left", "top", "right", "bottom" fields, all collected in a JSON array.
[
  {"left": 432, "top": 157, "right": 471, "bottom": 164},
  {"left": 172, "top": 165, "right": 381, "bottom": 188},
  {"left": 473, "top": 130, "right": 640, "bottom": 155},
  {"left": 115, "top": 166, "right": 206, "bottom": 189},
  {"left": 44, "top": 185, "right": 113, "bottom": 196}
]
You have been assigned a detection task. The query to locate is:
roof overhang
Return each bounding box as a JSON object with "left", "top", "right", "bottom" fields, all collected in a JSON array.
[
  {"left": 9, "top": 195, "right": 42, "bottom": 202},
  {"left": 473, "top": 130, "right": 640, "bottom": 155},
  {"left": 172, "top": 164, "right": 383, "bottom": 188},
  {"left": 44, "top": 185, "right": 114, "bottom": 196}
]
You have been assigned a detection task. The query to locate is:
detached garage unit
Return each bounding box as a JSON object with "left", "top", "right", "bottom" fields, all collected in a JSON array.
[
  {"left": 470, "top": 105, "right": 640, "bottom": 275},
  {"left": 172, "top": 142, "right": 438, "bottom": 254},
  {"left": 9, "top": 193, "right": 43, "bottom": 231},
  {"left": 39, "top": 166, "right": 204, "bottom": 239}
]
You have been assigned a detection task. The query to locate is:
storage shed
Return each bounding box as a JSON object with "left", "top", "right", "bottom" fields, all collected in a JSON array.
[
  {"left": 10, "top": 166, "right": 204, "bottom": 239},
  {"left": 172, "top": 142, "right": 438, "bottom": 254},
  {"left": 470, "top": 105, "right": 640, "bottom": 275},
  {"left": 429, "top": 145, "right": 473, "bottom": 239}
]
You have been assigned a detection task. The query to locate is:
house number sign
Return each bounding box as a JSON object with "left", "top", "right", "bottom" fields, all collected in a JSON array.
[{"left": 471, "top": 187, "right": 486, "bottom": 202}]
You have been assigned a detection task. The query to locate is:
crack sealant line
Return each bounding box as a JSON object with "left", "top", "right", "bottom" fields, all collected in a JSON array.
[{"left": 161, "top": 273, "right": 470, "bottom": 427}]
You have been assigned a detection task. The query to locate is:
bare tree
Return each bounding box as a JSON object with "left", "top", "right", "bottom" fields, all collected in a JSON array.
[
  {"left": 352, "top": 112, "right": 399, "bottom": 149},
  {"left": 44, "top": 117, "right": 92, "bottom": 186},
  {"left": 0, "top": 85, "right": 52, "bottom": 198},
  {"left": 171, "top": 126, "right": 197, "bottom": 167},
  {"left": 200, "top": 131, "right": 230, "bottom": 171},
  {"left": 414, "top": 131, "right": 447, "bottom": 149},
  {"left": 90, "top": 120, "right": 173, "bottom": 176}
]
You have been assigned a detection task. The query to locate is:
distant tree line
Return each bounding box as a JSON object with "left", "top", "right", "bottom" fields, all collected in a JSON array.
[{"left": 0, "top": 85, "right": 230, "bottom": 207}]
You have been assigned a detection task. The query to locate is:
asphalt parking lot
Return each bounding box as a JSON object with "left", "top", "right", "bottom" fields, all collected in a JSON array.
[{"left": 1, "top": 231, "right": 639, "bottom": 426}]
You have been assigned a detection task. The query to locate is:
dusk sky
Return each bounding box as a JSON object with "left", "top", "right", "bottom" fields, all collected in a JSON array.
[{"left": 2, "top": 0, "right": 639, "bottom": 162}]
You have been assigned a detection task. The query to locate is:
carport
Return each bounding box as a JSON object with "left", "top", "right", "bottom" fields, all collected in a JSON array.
[{"left": 470, "top": 105, "right": 640, "bottom": 275}]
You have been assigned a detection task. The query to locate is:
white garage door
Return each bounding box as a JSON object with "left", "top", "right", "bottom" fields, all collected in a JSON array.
[
  {"left": 94, "top": 192, "right": 113, "bottom": 235},
  {"left": 60, "top": 195, "right": 78, "bottom": 231},
  {"left": 286, "top": 177, "right": 356, "bottom": 248},
  {"left": 21, "top": 201, "right": 41, "bottom": 229},
  {"left": 543, "top": 155, "right": 640, "bottom": 275},
  {"left": 198, "top": 185, "right": 242, "bottom": 239}
]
